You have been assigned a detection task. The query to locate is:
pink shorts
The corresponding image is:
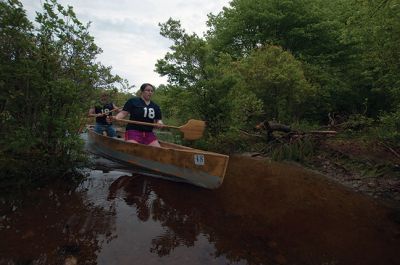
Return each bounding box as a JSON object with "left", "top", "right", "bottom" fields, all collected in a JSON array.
[{"left": 125, "top": 130, "right": 157, "bottom": 145}]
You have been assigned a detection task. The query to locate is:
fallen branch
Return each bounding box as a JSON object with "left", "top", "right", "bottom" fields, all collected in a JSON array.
[
  {"left": 308, "top": 130, "right": 338, "bottom": 134},
  {"left": 256, "top": 120, "right": 291, "bottom": 133},
  {"left": 256, "top": 120, "right": 337, "bottom": 135}
]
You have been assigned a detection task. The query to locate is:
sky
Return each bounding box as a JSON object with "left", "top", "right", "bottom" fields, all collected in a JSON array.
[{"left": 20, "top": 0, "right": 231, "bottom": 91}]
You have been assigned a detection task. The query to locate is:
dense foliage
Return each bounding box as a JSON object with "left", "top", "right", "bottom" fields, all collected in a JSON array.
[
  {"left": 156, "top": 0, "right": 400, "bottom": 151},
  {"left": 0, "top": 0, "right": 122, "bottom": 188}
]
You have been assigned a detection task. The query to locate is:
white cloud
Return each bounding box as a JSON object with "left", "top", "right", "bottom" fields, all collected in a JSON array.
[{"left": 20, "top": 0, "right": 230, "bottom": 90}]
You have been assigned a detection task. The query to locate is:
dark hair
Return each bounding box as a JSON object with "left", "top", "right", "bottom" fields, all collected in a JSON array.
[{"left": 140, "top": 83, "right": 155, "bottom": 92}]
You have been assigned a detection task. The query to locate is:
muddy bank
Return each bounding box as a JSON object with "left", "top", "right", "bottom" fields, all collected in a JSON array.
[
  {"left": 246, "top": 135, "right": 400, "bottom": 205},
  {"left": 0, "top": 155, "right": 400, "bottom": 264},
  {"left": 304, "top": 139, "right": 400, "bottom": 205}
]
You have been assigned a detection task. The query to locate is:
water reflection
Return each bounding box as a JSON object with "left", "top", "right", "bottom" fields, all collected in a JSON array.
[
  {"left": 0, "top": 176, "right": 117, "bottom": 265},
  {"left": 1, "top": 155, "right": 400, "bottom": 265},
  {"left": 108, "top": 174, "right": 152, "bottom": 222},
  {"left": 106, "top": 174, "right": 291, "bottom": 264},
  {"left": 108, "top": 175, "right": 203, "bottom": 255},
  {"left": 105, "top": 156, "right": 400, "bottom": 265}
]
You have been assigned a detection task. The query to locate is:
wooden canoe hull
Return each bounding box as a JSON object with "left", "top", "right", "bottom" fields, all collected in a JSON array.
[{"left": 87, "top": 129, "right": 229, "bottom": 189}]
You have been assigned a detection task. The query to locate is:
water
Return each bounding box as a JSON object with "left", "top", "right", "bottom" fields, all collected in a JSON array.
[{"left": 0, "top": 155, "right": 399, "bottom": 265}]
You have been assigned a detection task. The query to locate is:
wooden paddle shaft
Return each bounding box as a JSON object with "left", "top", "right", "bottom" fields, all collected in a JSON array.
[
  {"left": 93, "top": 108, "right": 121, "bottom": 117},
  {"left": 116, "top": 118, "right": 205, "bottom": 140},
  {"left": 117, "top": 118, "right": 178, "bottom": 129}
]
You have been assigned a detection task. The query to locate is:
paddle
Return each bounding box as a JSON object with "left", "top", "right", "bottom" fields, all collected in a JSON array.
[
  {"left": 117, "top": 118, "right": 205, "bottom": 140},
  {"left": 99, "top": 108, "right": 121, "bottom": 116}
]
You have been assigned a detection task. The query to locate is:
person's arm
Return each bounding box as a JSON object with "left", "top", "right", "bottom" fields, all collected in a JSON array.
[
  {"left": 154, "top": 106, "right": 163, "bottom": 128},
  {"left": 112, "top": 104, "right": 120, "bottom": 112},
  {"left": 115, "top": 110, "right": 129, "bottom": 120},
  {"left": 154, "top": 119, "right": 164, "bottom": 129},
  {"left": 88, "top": 107, "right": 101, "bottom": 117}
]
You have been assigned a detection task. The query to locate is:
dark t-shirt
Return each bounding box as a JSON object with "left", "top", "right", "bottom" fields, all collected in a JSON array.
[
  {"left": 122, "top": 97, "right": 162, "bottom": 132},
  {"left": 95, "top": 102, "right": 114, "bottom": 125}
]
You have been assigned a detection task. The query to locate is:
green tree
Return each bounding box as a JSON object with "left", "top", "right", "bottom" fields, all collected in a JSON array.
[
  {"left": 229, "top": 45, "right": 314, "bottom": 123},
  {"left": 0, "top": 0, "right": 122, "bottom": 188},
  {"left": 207, "top": 0, "right": 347, "bottom": 64},
  {"left": 206, "top": 0, "right": 360, "bottom": 121},
  {"left": 343, "top": 0, "right": 400, "bottom": 115},
  {"left": 156, "top": 14, "right": 313, "bottom": 138},
  {"left": 156, "top": 18, "right": 226, "bottom": 130}
]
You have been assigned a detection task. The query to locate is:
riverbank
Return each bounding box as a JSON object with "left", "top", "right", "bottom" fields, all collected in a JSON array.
[
  {"left": 306, "top": 138, "right": 400, "bottom": 206},
  {"left": 248, "top": 137, "right": 400, "bottom": 207}
]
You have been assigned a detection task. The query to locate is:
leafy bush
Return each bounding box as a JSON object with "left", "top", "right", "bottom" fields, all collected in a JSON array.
[
  {"left": 191, "top": 130, "right": 246, "bottom": 154},
  {"left": 375, "top": 108, "right": 400, "bottom": 145},
  {"left": 231, "top": 45, "right": 315, "bottom": 124},
  {"left": 290, "top": 120, "right": 321, "bottom": 132},
  {"left": 342, "top": 114, "right": 374, "bottom": 132},
  {"left": 270, "top": 137, "right": 316, "bottom": 162}
]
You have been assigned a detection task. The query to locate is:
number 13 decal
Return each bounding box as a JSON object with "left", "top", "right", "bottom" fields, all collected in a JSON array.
[{"left": 143, "top": 107, "right": 155, "bottom": 119}]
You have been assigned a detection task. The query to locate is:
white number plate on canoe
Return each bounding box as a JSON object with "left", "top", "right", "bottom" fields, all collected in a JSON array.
[{"left": 194, "top": 154, "right": 205, "bottom": 165}]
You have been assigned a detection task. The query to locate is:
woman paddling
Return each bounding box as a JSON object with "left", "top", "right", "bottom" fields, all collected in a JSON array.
[{"left": 115, "top": 83, "right": 164, "bottom": 147}]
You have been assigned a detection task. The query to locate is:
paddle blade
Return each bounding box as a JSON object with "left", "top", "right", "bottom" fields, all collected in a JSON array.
[{"left": 180, "top": 119, "right": 205, "bottom": 140}]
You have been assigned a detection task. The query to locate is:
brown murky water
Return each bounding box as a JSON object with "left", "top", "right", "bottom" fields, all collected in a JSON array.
[{"left": 1, "top": 155, "right": 400, "bottom": 265}]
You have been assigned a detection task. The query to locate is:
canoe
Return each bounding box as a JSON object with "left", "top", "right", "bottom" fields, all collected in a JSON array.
[{"left": 86, "top": 128, "right": 229, "bottom": 189}]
